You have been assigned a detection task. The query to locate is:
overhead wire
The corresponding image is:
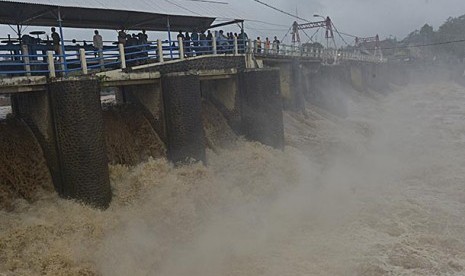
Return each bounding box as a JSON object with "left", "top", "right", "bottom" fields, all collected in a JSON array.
[
  {"left": 243, "top": 19, "right": 289, "bottom": 28},
  {"left": 249, "top": 0, "right": 311, "bottom": 22},
  {"left": 301, "top": 28, "right": 321, "bottom": 43},
  {"left": 280, "top": 25, "right": 293, "bottom": 43},
  {"left": 181, "top": 0, "right": 229, "bottom": 4},
  {"left": 331, "top": 22, "right": 351, "bottom": 46},
  {"left": 303, "top": 28, "right": 320, "bottom": 44}
]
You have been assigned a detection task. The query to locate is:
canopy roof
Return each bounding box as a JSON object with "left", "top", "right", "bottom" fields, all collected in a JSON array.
[{"left": 0, "top": 0, "right": 243, "bottom": 31}]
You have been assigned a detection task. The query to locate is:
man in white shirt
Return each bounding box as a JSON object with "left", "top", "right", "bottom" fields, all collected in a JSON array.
[{"left": 93, "top": 30, "right": 104, "bottom": 67}]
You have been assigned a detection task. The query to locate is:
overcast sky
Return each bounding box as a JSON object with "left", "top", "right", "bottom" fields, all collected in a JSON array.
[
  {"left": 1, "top": 0, "right": 464, "bottom": 45},
  {"left": 227, "top": 0, "right": 465, "bottom": 43}
]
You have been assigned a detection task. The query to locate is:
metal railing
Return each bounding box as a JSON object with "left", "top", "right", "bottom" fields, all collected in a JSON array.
[{"left": 0, "top": 37, "right": 385, "bottom": 78}]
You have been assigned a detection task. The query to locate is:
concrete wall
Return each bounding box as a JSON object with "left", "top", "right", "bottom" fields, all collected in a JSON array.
[
  {"left": 200, "top": 77, "right": 242, "bottom": 134},
  {"left": 136, "top": 56, "right": 246, "bottom": 75},
  {"left": 11, "top": 91, "right": 61, "bottom": 193},
  {"left": 118, "top": 82, "right": 166, "bottom": 143}
]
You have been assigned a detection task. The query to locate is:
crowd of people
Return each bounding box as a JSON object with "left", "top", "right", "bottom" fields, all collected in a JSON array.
[
  {"left": 16, "top": 26, "right": 283, "bottom": 65},
  {"left": 175, "top": 29, "right": 246, "bottom": 55},
  {"left": 173, "top": 29, "right": 282, "bottom": 56}
]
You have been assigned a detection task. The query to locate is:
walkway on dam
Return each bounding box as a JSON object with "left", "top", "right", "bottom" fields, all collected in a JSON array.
[
  {"left": 0, "top": 37, "right": 384, "bottom": 80},
  {"left": 0, "top": 39, "right": 386, "bottom": 94}
]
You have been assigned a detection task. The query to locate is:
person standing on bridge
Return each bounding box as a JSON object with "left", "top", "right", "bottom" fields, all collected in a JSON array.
[
  {"left": 51, "top": 27, "right": 61, "bottom": 56},
  {"left": 93, "top": 30, "right": 103, "bottom": 59},
  {"left": 206, "top": 30, "right": 213, "bottom": 53},
  {"left": 191, "top": 30, "right": 199, "bottom": 55},
  {"left": 199, "top": 31, "right": 207, "bottom": 55},
  {"left": 273, "top": 36, "right": 280, "bottom": 54},
  {"left": 118, "top": 28, "right": 127, "bottom": 46},
  {"left": 256, "top": 37, "right": 262, "bottom": 53},
  {"left": 138, "top": 30, "right": 149, "bottom": 60},
  {"left": 138, "top": 30, "right": 148, "bottom": 45},
  {"left": 184, "top": 31, "right": 191, "bottom": 57},
  {"left": 177, "top": 31, "right": 185, "bottom": 57},
  {"left": 265, "top": 37, "right": 270, "bottom": 54}
]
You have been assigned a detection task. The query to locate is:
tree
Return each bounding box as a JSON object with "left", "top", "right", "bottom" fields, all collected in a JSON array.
[{"left": 419, "top": 24, "right": 434, "bottom": 44}]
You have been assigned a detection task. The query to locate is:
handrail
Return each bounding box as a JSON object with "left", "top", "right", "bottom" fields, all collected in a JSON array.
[{"left": 0, "top": 38, "right": 386, "bottom": 78}]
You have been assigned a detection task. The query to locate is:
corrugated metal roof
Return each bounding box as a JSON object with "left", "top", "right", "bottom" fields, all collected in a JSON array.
[
  {"left": 0, "top": 0, "right": 245, "bottom": 31},
  {"left": 0, "top": 0, "right": 242, "bottom": 19}
]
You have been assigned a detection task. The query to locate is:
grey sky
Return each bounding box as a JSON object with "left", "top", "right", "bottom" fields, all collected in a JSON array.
[
  {"left": 230, "top": 0, "right": 465, "bottom": 43},
  {"left": 0, "top": 0, "right": 464, "bottom": 45}
]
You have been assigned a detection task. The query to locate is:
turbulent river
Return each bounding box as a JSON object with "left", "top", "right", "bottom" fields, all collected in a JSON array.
[{"left": 2, "top": 69, "right": 465, "bottom": 275}]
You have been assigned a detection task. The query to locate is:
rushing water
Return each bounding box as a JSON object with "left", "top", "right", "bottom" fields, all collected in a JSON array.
[{"left": 2, "top": 70, "right": 465, "bottom": 275}]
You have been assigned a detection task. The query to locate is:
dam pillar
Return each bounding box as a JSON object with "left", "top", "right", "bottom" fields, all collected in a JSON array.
[
  {"left": 238, "top": 68, "right": 284, "bottom": 149},
  {"left": 13, "top": 79, "right": 112, "bottom": 208},
  {"left": 162, "top": 73, "right": 206, "bottom": 164},
  {"left": 350, "top": 63, "right": 365, "bottom": 92},
  {"left": 290, "top": 60, "right": 306, "bottom": 112},
  {"left": 48, "top": 79, "right": 112, "bottom": 208}
]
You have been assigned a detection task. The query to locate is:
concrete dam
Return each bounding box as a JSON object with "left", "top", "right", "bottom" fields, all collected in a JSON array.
[{"left": 0, "top": 53, "right": 400, "bottom": 209}]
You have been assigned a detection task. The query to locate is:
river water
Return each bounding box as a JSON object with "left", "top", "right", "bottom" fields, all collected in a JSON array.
[{"left": 2, "top": 70, "right": 465, "bottom": 275}]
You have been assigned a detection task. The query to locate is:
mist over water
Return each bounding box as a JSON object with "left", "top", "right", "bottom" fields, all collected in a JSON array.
[{"left": 2, "top": 69, "right": 465, "bottom": 275}]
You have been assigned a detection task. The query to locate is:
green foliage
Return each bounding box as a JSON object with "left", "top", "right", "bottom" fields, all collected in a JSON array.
[
  {"left": 434, "top": 15, "right": 465, "bottom": 58},
  {"left": 402, "top": 15, "right": 465, "bottom": 59}
]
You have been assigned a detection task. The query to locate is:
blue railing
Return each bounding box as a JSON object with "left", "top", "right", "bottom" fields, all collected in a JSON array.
[{"left": 0, "top": 37, "right": 386, "bottom": 78}]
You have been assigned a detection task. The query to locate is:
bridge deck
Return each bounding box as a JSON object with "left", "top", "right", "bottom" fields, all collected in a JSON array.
[{"left": 0, "top": 39, "right": 385, "bottom": 94}]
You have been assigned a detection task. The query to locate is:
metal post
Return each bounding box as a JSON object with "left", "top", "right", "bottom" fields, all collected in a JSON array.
[
  {"left": 233, "top": 36, "right": 238, "bottom": 55},
  {"left": 21, "top": 45, "right": 31, "bottom": 76},
  {"left": 98, "top": 50, "right": 104, "bottom": 70},
  {"left": 177, "top": 37, "right": 184, "bottom": 59},
  {"left": 247, "top": 39, "right": 252, "bottom": 54},
  {"left": 167, "top": 16, "right": 173, "bottom": 59},
  {"left": 79, "top": 48, "right": 88, "bottom": 74},
  {"left": 47, "top": 51, "right": 56, "bottom": 78},
  {"left": 157, "top": 39, "right": 164, "bottom": 63},
  {"left": 118, "top": 43, "right": 126, "bottom": 69},
  {"left": 57, "top": 8, "right": 68, "bottom": 75},
  {"left": 16, "top": 24, "right": 22, "bottom": 44},
  {"left": 58, "top": 46, "right": 65, "bottom": 73},
  {"left": 212, "top": 33, "right": 217, "bottom": 55}
]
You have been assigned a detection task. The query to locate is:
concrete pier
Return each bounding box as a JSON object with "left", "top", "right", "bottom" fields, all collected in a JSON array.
[
  {"left": 162, "top": 73, "right": 206, "bottom": 164},
  {"left": 13, "top": 79, "right": 112, "bottom": 208},
  {"left": 239, "top": 69, "right": 284, "bottom": 149},
  {"left": 48, "top": 80, "right": 111, "bottom": 208}
]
